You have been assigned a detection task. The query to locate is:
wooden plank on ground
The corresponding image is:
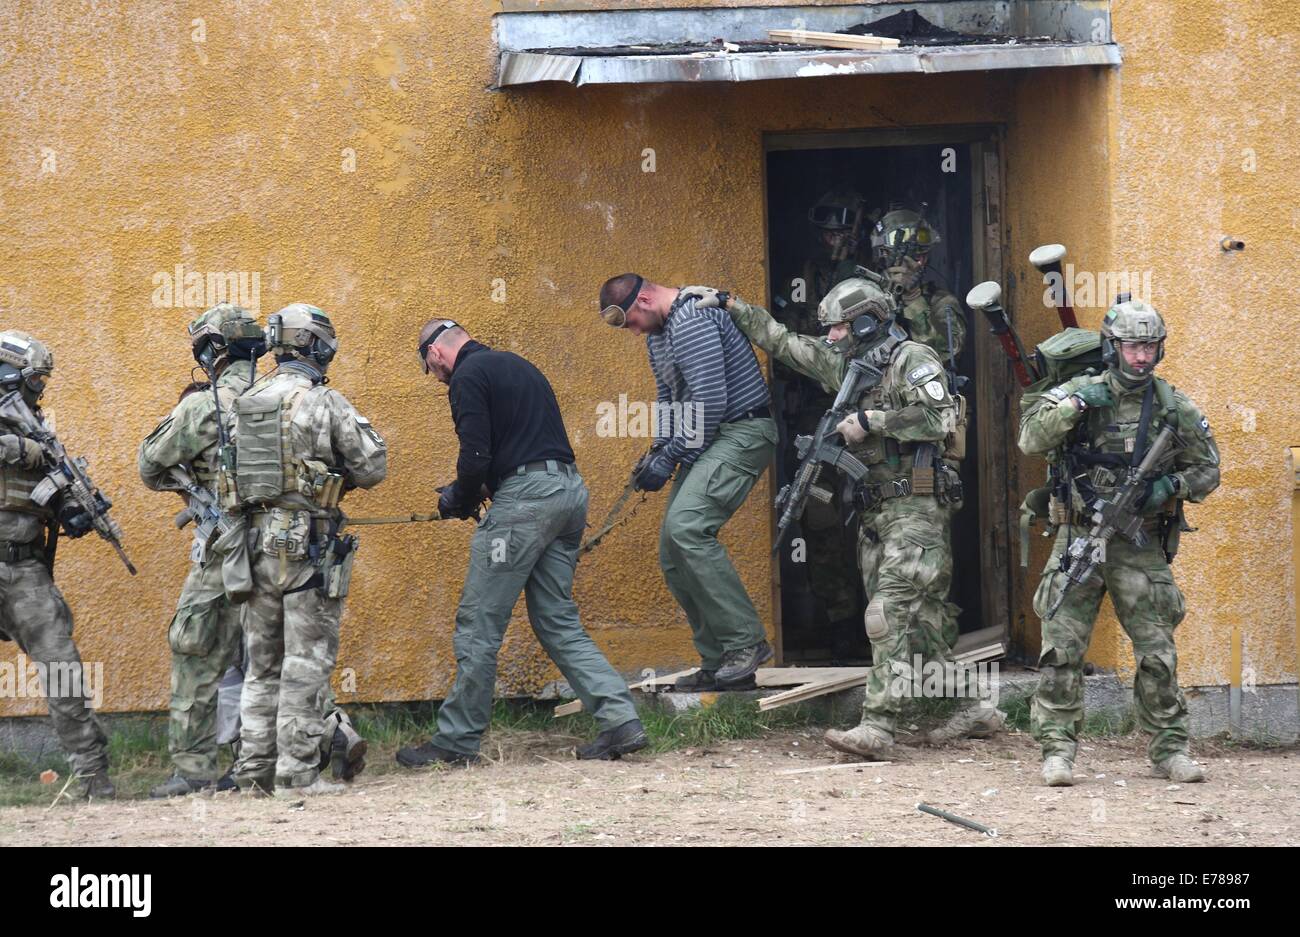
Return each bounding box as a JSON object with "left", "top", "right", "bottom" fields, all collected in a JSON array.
[
  {"left": 768, "top": 29, "right": 901, "bottom": 50},
  {"left": 553, "top": 668, "right": 697, "bottom": 717},
  {"left": 953, "top": 625, "right": 1006, "bottom": 657},
  {"left": 756, "top": 666, "right": 870, "bottom": 687},
  {"left": 758, "top": 672, "right": 870, "bottom": 711}
]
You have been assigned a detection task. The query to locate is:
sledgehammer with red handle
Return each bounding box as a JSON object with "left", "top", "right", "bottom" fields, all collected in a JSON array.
[{"left": 1028, "top": 243, "right": 1080, "bottom": 330}]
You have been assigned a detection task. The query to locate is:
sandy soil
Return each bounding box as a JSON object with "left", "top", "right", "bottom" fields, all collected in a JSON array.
[{"left": 2, "top": 730, "right": 1296, "bottom": 847}]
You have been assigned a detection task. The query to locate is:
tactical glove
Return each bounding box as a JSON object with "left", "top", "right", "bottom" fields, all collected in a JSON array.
[
  {"left": 633, "top": 450, "right": 675, "bottom": 493},
  {"left": 58, "top": 497, "right": 99, "bottom": 539},
  {"left": 436, "top": 484, "right": 474, "bottom": 521},
  {"left": 1140, "top": 474, "right": 1179, "bottom": 511},
  {"left": 676, "top": 286, "right": 729, "bottom": 310},
  {"left": 0, "top": 434, "right": 42, "bottom": 470},
  {"left": 1070, "top": 381, "right": 1113, "bottom": 411}
]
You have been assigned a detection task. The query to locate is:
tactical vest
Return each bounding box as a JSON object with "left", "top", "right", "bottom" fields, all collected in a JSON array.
[
  {"left": 220, "top": 376, "right": 343, "bottom": 512},
  {"left": 845, "top": 349, "right": 962, "bottom": 505},
  {"left": 1019, "top": 375, "right": 1183, "bottom": 566},
  {"left": 0, "top": 461, "right": 51, "bottom": 518},
  {"left": 1065, "top": 377, "right": 1179, "bottom": 509}
]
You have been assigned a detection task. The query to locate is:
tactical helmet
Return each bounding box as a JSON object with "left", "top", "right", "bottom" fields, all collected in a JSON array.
[
  {"left": 267, "top": 303, "right": 338, "bottom": 369},
  {"left": 808, "top": 189, "right": 864, "bottom": 231},
  {"left": 870, "top": 207, "right": 940, "bottom": 267},
  {"left": 0, "top": 330, "right": 54, "bottom": 405},
  {"left": 1100, "top": 295, "right": 1166, "bottom": 385},
  {"left": 188, "top": 303, "right": 266, "bottom": 372},
  {"left": 817, "top": 276, "right": 897, "bottom": 331}
]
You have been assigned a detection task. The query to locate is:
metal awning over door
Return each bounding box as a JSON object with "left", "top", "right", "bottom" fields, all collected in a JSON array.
[{"left": 494, "top": 1, "right": 1121, "bottom": 88}]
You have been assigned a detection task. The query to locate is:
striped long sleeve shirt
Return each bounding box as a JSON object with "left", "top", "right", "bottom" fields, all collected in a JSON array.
[{"left": 646, "top": 297, "right": 770, "bottom": 466}]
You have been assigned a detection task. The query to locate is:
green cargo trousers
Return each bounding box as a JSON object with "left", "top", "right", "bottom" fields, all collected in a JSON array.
[
  {"left": 0, "top": 558, "right": 109, "bottom": 778},
  {"left": 166, "top": 556, "right": 243, "bottom": 781},
  {"left": 659, "top": 418, "right": 778, "bottom": 670},
  {"left": 1031, "top": 525, "right": 1191, "bottom": 764},
  {"left": 432, "top": 465, "right": 638, "bottom": 756},
  {"left": 856, "top": 496, "right": 961, "bottom": 737}
]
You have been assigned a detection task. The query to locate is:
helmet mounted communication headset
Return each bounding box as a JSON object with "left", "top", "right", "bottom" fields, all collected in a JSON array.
[{"left": 266, "top": 304, "right": 339, "bottom": 370}]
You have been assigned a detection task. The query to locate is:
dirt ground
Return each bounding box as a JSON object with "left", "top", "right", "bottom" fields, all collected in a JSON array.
[{"left": 2, "top": 730, "right": 1296, "bottom": 846}]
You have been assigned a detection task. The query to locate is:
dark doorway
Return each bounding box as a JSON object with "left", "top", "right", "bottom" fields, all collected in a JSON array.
[{"left": 764, "top": 138, "right": 984, "bottom": 663}]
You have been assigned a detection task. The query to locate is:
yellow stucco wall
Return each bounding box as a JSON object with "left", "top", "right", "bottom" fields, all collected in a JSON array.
[
  {"left": 1, "top": 0, "right": 1295, "bottom": 715},
  {"left": 1006, "top": 0, "right": 1300, "bottom": 687}
]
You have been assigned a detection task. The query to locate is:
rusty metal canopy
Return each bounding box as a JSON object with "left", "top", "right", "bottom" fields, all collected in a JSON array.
[{"left": 494, "top": 1, "right": 1122, "bottom": 89}]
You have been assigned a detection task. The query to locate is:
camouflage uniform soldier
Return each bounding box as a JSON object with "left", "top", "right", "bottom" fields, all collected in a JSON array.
[
  {"left": 1019, "top": 299, "right": 1219, "bottom": 787},
  {"left": 870, "top": 208, "right": 966, "bottom": 367},
  {"left": 683, "top": 279, "right": 999, "bottom": 758},
  {"left": 775, "top": 190, "right": 871, "bottom": 638},
  {"left": 138, "top": 306, "right": 262, "bottom": 796},
  {"left": 226, "top": 304, "right": 387, "bottom": 796},
  {"left": 0, "top": 331, "right": 114, "bottom": 798}
]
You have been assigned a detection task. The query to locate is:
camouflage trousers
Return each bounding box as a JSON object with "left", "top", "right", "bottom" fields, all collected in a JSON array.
[
  {"left": 857, "top": 496, "right": 962, "bottom": 737},
  {"left": 166, "top": 556, "right": 243, "bottom": 781},
  {"left": 232, "top": 538, "right": 343, "bottom": 789},
  {"left": 1032, "top": 526, "right": 1189, "bottom": 765},
  {"left": 0, "top": 558, "right": 109, "bottom": 777}
]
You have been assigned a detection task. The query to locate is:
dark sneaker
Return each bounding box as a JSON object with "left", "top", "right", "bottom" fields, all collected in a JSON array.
[
  {"left": 395, "top": 741, "right": 480, "bottom": 769},
  {"left": 214, "top": 770, "right": 238, "bottom": 793},
  {"left": 330, "top": 725, "right": 368, "bottom": 781},
  {"left": 575, "top": 719, "right": 649, "bottom": 761},
  {"left": 149, "top": 772, "right": 212, "bottom": 799},
  {"left": 716, "top": 641, "right": 773, "bottom": 687},
  {"left": 80, "top": 770, "right": 116, "bottom": 801},
  {"left": 672, "top": 669, "right": 719, "bottom": 692}
]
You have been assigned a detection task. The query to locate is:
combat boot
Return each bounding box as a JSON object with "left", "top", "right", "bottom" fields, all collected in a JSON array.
[
  {"left": 925, "top": 705, "right": 1007, "bottom": 744},
  {"left": 395, "top": 741, "right": 481, "bottom": 769},
  {"left": 716, "top": 640, "right": 773, "bottom": 688},
  {"left": 1152, "top": 753, "right": 1205, "bottom": 783},
  {"left": 672, "top": 669, "right": 719, "bottom": 692},
  {"left": 1041, "top": 756, "right": 1074, "bottom": 787},
  {"left": 149, "top": 772, "right": 211, "bottom": 799},
  {"left": 823, "top": 723, "right": 894, "bottom": 760},
  {"left": 80, "top": 770, "right": 117, "bottom": 801},
  {"left": 275, "top": 774, "right": 345, "bottom": 797},
  {"left": 576, "top": 718, "right": 648, "bottom": 761},
  {"left": 235, "top": 774, "right": 275, "bottom": 797},
  {"left": 329, "top": 721, "right": 368, "bottom": 782}
]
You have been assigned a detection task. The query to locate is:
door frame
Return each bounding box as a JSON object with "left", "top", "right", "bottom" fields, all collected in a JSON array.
[{"left": 760, "top": 124, "right": 1015, "bottom": 662}]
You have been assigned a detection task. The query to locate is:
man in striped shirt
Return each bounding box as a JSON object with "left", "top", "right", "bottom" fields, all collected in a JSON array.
[{"left": 599, "top": 274, "right": 778, "bottom": 689}]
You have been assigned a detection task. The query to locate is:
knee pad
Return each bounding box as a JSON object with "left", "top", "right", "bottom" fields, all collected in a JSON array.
[{"left": 864, "top": 596, "right": 889, "bottom": 641}]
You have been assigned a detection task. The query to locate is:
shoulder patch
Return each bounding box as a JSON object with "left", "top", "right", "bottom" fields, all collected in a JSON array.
[
  {"left": 142, "top": 415, "right": 174, "bottom": 444},
  {"left": 923, "top": 380, "right": 946, "bottom": 401},
  {"left": 1198, "top": 416, "right": 1212, "bottom": 436},
  {"left": 356, "top": 416, "right": 384, "bottom": 447},
  {"left": 907, "top": 361, "right": 941, "bottom": 386},
  {"left": 1045, "top": 387, "right": 1069, "bottom": 402}
]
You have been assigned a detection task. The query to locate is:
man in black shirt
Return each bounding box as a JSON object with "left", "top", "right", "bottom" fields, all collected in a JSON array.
[{"left": 397, "top": 320, "right": 644, "bottom": 766}]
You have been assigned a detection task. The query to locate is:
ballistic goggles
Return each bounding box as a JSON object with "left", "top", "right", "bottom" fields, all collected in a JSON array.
[
  {"left": 418, "top": 320, "right": 459, "bottom": 373},
  {"left": 872, "top": 223, "right": 933, "bottom": 256},
  {"left": 600, "top": 275, "right": 643, "bottom": 328},
  {"left": 808, "top": 204, "right": 857, "bottom": 230}
]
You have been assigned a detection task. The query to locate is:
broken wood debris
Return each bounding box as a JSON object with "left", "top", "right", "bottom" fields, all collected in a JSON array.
[
  {"left": 917, "top": 802, "right": 997, "bottom": 837},
  {"left": 767, "top": 29, "right": 901, "bottom": 51}
]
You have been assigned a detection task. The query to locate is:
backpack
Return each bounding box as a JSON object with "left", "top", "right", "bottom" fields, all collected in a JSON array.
[{"left": 1017, "top": 328, "right": 1102, "bottom": 566}]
